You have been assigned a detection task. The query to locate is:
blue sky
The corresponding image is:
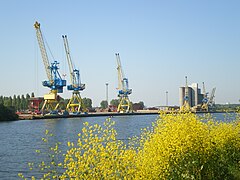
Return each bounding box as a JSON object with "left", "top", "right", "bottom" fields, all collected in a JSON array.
[{"left": 0, "top": 1, "right": 240, "bottom": 107}]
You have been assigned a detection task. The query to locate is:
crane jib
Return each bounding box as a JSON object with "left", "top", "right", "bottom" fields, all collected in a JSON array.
[{"left": 34, "top": 21, "right": 66, "bottom": 93}]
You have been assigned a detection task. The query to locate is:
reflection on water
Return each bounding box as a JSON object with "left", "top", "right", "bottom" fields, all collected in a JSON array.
[{"left": 0, "top": 113, "right": 237, "bottom": 179}]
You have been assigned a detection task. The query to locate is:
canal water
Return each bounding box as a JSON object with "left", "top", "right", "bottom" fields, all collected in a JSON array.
[{"left": 0, "top": 113, "right": 237, "bottom": 179}]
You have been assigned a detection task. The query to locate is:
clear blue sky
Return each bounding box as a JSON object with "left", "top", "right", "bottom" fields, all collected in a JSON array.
[{"left": 0, "top": 0, "right": 240, "bottom": 107}]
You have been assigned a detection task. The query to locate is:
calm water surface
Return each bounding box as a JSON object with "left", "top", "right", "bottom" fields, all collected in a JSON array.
[
  {"left": 0, "top": 114, "right": 159, "bottom": 179},
  {"left": 0, "top": 113, "right": 237, "bottom": 179}
]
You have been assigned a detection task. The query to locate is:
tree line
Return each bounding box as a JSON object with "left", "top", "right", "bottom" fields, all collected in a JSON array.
[
  {"left": 100, "top": 99, "right": 145, "bottom": 110},
  {"left": 0, "top": 92, "right": 144, "bottom": 114},
  {"left": 0, "top": 92, "right": 35, "bottom": 111}
]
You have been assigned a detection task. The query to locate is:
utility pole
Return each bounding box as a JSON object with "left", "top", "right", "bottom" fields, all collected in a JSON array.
[
  {"left": 166, "top": 91, "right": 168, "bottom": 106},
  {"left": 106, "top": 83, "right": 109, "bottom": 105}
]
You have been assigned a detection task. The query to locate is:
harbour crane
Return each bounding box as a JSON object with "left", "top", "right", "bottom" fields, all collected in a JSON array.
[
  {"left": 201, "top": 82, "right": 216, "bottom": 112},
  {"left": 34, "top": 21, "right": 66, "bottom": 113},
  {"left": 180, "top": 76, "right": 191, "bottom": 112},
  {"left": 62, "top": 35, "right": 86, "bottom": 114},
  {"left": 201, "top": 82, "right": 209, "bottom": 111},
  {"left": 208, "top": 87, "right": 216, "bottom": 110},
  {"left": 115, "top": 53, "right": 132, "bottom": 113}
]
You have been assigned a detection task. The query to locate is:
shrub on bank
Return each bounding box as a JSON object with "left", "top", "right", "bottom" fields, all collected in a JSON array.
[
  {"left": 19, "top": 113, "right": 240, "bottom": 179},
  {"left": 0, "top": 104, "right": 18, "bottom": 121}
]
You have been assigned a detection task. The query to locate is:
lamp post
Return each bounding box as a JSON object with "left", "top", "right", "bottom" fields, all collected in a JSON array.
[
  {"left": 106, "top": 83, "right": 109, "bottom": 106},
  {"left": 166, "top": 91, "right": 168, "bottom": 106}
]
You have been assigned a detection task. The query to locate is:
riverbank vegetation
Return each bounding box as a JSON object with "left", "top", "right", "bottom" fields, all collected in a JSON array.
[
  {"left": 0, "top": 93, "right": 34, "bottom": 111},
  {"left": 215, "top": 103, "right": 240, "bottom": 112},
  {"left": 0, "top": 104, "right": 18, "bottom": 121},
  {"left": 19, "top": 112, "right": 240, "bottom": 179}
]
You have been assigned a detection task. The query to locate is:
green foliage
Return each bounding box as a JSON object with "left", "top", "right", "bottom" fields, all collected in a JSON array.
[
  {"left": 100, "top": 100, "right": 108, "bottom": 109},
  {"left": 4, "top": 96, "right": 12, "bottom": 107},
  {"left": 0, "top": 93, "right": 36, "bottom": 111},
  {"left": 82, "top": 97, "right": 92, "bottom": 109},
  {"left": 58, "top": 97, "right": 69, "bottom": 110},
  {"left": 0, "top": 104, "right": 18, "bottom": 121},
  {"left": 0, "top": 96, "right": 3, "bottom": 104},
  {"left": 215, "top": 104, "right": 240, "bottom": 112},
  {"left": 110, "top": 99, "right": 120, "bottom": 107}
]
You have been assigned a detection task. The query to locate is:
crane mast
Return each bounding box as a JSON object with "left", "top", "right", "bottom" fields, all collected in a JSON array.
[
  {"left": 115, "top": 53, "right": 132, "bottom": 113},
  {"left": 62, "top": 35, "right": 86, "bottom": 114},
  {"left": 34, "top": 21, "right": 66, "bottom": 114}
]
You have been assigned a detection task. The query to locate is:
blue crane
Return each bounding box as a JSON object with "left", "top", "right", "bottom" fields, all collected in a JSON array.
[
  {"left": 201, "top": 82, "right": 216, "bottom": 111},
  {"left": 62, "top": 35, "right": 86, "bottom": 114},
  {"left": 116, "top": 53, "right": 132, "bottom": 113},
  {"left": 34, "top": 21, "right": 66, "bottom": 114}
]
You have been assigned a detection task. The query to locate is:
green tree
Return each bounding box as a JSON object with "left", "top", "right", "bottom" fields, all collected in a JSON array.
[
  {"left": 31, "top": 92, "right": 35, "bottom": 98},
  {"left": 0, "top": 104, "right": 18, "bottom": 121},
  {"left": 82, "top": 98, "right": 92, "bottom": 109},
  {"left": 100, "top": 100, "right": 108, "bottom": 109},
  {"left": 21, "top": 95, "right": 26, "bottom": 110},
  {"left": 0, "top": 96, "right": 3, "bottom": 104},
  {"left": 138, "top": 101, "right": 145, "bottom": 109},
  {"left": 26, "top": 94, "right": 30, "bottom": 110},
  {"left": 9, "top": 97, "right": 13, "bottom": 107},
  {"left": 16, "top": 95, "right": 21, "bottom": 111},
  {"left": 110, "top": 99, "right": 120, "bottom": 107},
  {"left": 12, "top": 95, "right": 17, "bottom": 108},
  {"left": 4, "top": 96, "right": 12, "bottom": 107},
  {"left": 58, "top": 97, "right": 68, "bottom": 110}
]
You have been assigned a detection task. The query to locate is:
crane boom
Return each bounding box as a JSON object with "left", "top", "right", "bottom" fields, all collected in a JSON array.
[
  {"left": 116, "top": 53, "right": 124, "bottom": 91},
  {"left": 34, "top": 21, "right": 52, "bottom": 82},
  {"left": 62, "top": 35, "right": 75, "bottom": 85},
  {"left": 62, "top": 35, "right": 85, "bottom": 91},
  {"left": 208, "top": 87, "right": 216, "bottom": 106}
]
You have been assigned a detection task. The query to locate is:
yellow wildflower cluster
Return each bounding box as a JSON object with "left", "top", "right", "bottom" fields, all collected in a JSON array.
[
  {"left": 60, "top": 119, "right": 137, "bottom": 179},
  {"left": 20, "top": 113, "right": 240, "bottom": 179},
  {"left": 135, "top": 112, "right": 240, "bottom": 179}
]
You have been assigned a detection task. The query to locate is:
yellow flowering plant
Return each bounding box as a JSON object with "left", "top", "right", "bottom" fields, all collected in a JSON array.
[{"left": 19, "top": 113, "right": 240, "bottom": 179}]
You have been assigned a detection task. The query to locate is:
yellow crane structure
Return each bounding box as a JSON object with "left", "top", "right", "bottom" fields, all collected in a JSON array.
[
  {"left": 201, "top": 82, "right": 209, "bottom": 111},
  {"left": 62, "top": 35, "right": 86, "bottom": 114},
  {"left": 201, "top": 85, "right": 216, "bottom": 112},
  {"left": 34, "top": 22, "right": 66, "bottom": 114},
  {"left": 116, "top": 53, "right": 132, "bottom": 113},
  {"left": 180, "top": 76, "right": 191, "bottom": 112}
]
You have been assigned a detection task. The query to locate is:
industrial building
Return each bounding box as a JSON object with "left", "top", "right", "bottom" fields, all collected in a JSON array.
[{"left": 179, "top": 83, "right": 204, "bottom": 107}]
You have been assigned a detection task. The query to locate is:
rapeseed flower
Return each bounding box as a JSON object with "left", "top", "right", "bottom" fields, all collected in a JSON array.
[{"left": 20, "top": 113, "right": 240, "bottom": 179}]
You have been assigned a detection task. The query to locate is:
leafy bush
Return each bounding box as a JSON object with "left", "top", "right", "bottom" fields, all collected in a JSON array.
[{"left": 0, "top": 104, "right": 18, "bottom": 121}]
